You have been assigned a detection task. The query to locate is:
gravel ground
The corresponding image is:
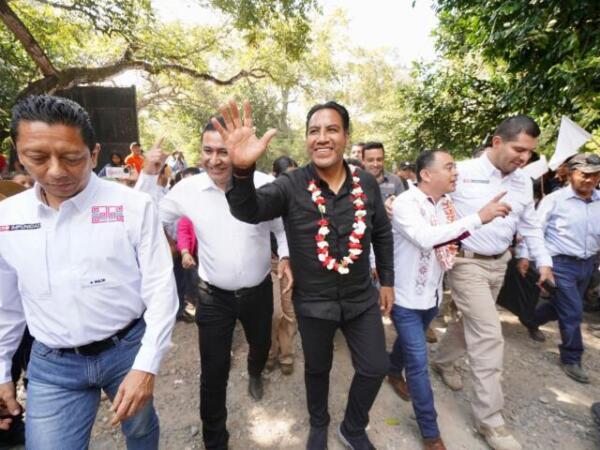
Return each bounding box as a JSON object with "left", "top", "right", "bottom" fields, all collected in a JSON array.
[{"left": 81, "top": 307, "right": 600, "bottom": 450}]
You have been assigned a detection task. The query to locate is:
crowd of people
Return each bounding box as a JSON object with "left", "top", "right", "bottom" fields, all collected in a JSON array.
[{"left": 0, "top": 94, "right": 599, "bottom": 450}]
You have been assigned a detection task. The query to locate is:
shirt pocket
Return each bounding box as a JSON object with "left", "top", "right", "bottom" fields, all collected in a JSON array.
[{"left": 17, "top": 232, "right": 51, "bottom": 300}]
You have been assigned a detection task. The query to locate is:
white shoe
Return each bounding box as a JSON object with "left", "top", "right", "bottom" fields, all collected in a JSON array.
[
  {"left": 431, "top": 362, "right": 463, "bottom": 391},
  {"left": 477, "top": 424, "right": 522, "bottom": 450}
]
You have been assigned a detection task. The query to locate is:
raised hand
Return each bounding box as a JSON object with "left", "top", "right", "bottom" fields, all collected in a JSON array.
[
  {"left": 212, "top": 100, "right": 277, "bottom": 170},
  {"left": 478, "top": 191, "right": 512, "bottom": 224},
  {"left": 143, "top": 136, "right": 169, "bottom": 175}
]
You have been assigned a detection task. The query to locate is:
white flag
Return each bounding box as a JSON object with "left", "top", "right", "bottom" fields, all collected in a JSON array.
[
  {"left": 548, "top": 116, "right": 591, "bottom": 170},
  {"left": 522, "top": 154, "right": 549, "bottom": 180}
]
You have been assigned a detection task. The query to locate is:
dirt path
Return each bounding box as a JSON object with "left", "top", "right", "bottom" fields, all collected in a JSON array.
[{"left": 87, "top": 309, "right": 600, "bottom": 449}]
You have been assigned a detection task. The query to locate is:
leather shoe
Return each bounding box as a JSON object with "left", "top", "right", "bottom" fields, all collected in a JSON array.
[
  {"left": 426, "top": 327, "right": 438, "bottom": 343},
  {"left": 337, "top": 423, "right": 375, "bottom": 450},
  {"left": 527, "top": 327, "right": 546, "bottom": 342},
  {"left": 264, "top": 359, "right": 277, "bottom": 372},
  {"left": 560, "top": 362, "right": 589, "bottom": 384},
  {"left": 306, "top": 425, "right": 328, "bottom": 450},
  {"left": 248, "top": 375, "right": 264, "bottom": 400},
  {"left": 591, "top": 402, "right": 600, "bottom": 426},
  {"left": 280, "top": 363, "right": 294, "bottom": 375},
  {"left": 423, "top": 436, "right": 446, "bottom": 450},
  {"left": 387, "top": 374, "right": 410, "bottom": 401}
]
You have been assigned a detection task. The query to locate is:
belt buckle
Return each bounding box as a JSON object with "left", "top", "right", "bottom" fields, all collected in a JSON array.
[
  {"left": 463, "top": 250, "right": 474, "bottom": 259},
  {"left": 73, "top": 346, "right": 82, "bottom": 355}
]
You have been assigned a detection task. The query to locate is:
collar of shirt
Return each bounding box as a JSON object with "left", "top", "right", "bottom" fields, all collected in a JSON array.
[
  {"left": 565, "top": 184, "right": 600, "bottom": 202},
  {"left": 34, "top": 172, "right": 100, "bottom": 215},
  {"left": 196, "top": 172, "right": 224, "bottom": 192},
  {"left": 411, "top": 185, "right": 450, "bottom": 207},
  {"left": 306, "top": 160, "right": 353, "bottom": 194},
  {"left": 479, "top": 152, "right": 503, "bottom": 179}
]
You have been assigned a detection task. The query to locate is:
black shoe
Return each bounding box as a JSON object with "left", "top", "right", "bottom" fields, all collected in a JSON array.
[
  {"left": 561, "top": 362, "right": 590, "bottom": 384},
  {"left": 306, "top": 425, "right": 328, "bottom": 450},
  {"left": 337, "top": 423, "right": 375, "bottom": 450},
  {"left": 527, "top": 327, "right": 546, "bottom": 342},
  {"left": 248, "top": 375, "right": 263, "bottom": 400},
  {"left": 176, "top": 310, "right": 194, "bottom": 323},
  {"left": 592, "top": 402, "right": 600, "bottom": 426}
]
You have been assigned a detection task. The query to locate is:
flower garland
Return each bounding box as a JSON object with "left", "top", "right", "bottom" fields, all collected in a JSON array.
[{"left": 307, "top": 165, "right": 367, "bottom": 275}]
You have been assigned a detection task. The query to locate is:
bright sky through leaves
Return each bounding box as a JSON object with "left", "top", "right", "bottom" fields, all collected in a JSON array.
[{"left": 153, "top": 0, "right": 437, "bottom": 65}]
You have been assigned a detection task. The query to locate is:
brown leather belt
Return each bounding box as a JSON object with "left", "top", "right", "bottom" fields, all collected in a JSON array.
[{"left": 457, "top": 249, "right": 506, "bottom": 260}]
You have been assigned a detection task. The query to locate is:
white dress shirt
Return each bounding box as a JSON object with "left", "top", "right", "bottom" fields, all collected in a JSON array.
[
  {"left": 136, "top": 171, "right": 289, "bottom": 291},
  {"left": 536, "top": 185, "right": 600, "bottom": 258},
  {"left": 452, "top": 153, "right": 552, "bottom": 267},
  {"left": 392, "top": 187, "right": 482, "bottom": 310},
  {"left": 0, "top": 174, "right": 178, "bottom": 383}
]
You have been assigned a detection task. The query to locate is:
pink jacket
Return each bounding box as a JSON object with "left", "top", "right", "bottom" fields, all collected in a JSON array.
[{"left": 177, "top": 217, "right": 197, "bottom": 256}]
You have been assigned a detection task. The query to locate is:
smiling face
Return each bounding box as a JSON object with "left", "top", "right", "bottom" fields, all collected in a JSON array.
[
  {"left": 306, "top": 108, "right": 348, "bottom": 171},
  {"left": 201, "top": 130, "right": 231, "bottom": 189},
  {"left": 15, "top": 121, "right": 98, "bottom": 205},
  {"left": 363, "top": 147, "right": 385, "bottom": 180},
  {"left": 491, "top": 132, "right": 537, "bottom": 175}
]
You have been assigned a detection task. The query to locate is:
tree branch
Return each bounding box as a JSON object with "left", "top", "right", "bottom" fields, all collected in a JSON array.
[
  {"left": 0, "top": 0, "right": 57, "bottom": 77},
  {"left": 18, "top": 52, "right": 271, "bottom": 98}
]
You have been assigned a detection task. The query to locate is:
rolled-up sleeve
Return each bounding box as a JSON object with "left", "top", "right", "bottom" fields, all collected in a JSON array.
[
  {"left": 132, "top": 200, "right": 179, "bottom": 374},
  {"left": 0, "top": 253, "right": 26, "bottom": 383}
]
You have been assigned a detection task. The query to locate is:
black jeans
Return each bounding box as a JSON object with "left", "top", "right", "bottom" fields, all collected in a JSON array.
[
  {"left": 297, "top": 301, "right": 389, "bottom": 436},
  {"left": 195, "top": 275, "right": 273, "bottom": 450}
]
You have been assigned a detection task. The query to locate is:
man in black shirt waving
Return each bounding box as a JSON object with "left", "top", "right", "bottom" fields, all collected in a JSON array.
[{"left": 216, "top": 100, "right": 394, "bottom": 450}]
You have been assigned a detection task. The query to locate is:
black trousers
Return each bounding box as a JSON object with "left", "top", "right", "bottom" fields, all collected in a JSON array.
[
  {"left": 195, "top": 275, "right": 273, "bottom": 450},
  {"left": 297, "top": 301, "right": 389, "bottom": 436}
]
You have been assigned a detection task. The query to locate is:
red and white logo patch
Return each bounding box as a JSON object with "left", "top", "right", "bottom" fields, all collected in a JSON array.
[{"left": 91, "top": 205, "right": 124, "bottom": 224}]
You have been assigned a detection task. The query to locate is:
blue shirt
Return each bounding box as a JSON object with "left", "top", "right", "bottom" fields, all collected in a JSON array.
[{"left": 537, "top": 185, "right": 600, "bottom": 258}]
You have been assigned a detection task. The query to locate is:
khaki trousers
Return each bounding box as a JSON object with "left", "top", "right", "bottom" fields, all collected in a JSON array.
[
  {"left": 269, "top": 258, "right": 297, "bottom": 365},
  {"left": 433, "top": 251, "right": 510, "bottom": 428}
]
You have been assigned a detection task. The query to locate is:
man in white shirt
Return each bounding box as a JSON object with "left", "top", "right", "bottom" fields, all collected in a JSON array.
[
  {"left": 432, "top": 116, "right": 553, "bottom": 450},
  {"left": 389, "top": 149, "right": 510, "bottom": 450},
  {"left": 137, "top": 119, "right": 291, "bottom": 450},
  {"left": 0, "top": 95, "right": 178, "bottom": 450},
  {"left": 526, "top": 154, "right": 600, "bottom": 383}
]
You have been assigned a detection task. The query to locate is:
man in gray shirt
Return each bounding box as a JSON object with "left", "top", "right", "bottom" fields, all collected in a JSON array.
[{"left": 362, "top": 142, "right": 408, "bottom": 202}]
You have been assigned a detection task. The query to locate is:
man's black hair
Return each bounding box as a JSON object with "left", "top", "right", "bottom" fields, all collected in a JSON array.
[
  {"left": 305, "top": 101, "right": 350, "bottom": 134},
  {"left": 202, "top": 116, "right": 226, "bottom": 138},
  {"left": 272, "top": 155, "right": 298, "bottom": 178},
  {"left": 10, "top": 95, "right": 96, "bottom": 151},
  {"left": 362, "top": 141, "right": 385, "bottom": 159},
  {"left": 493, "top": 115, "right": 541, "bottom": 142},
  {"left": 415, "top": 149, "right": 449, "bottom": 183}
]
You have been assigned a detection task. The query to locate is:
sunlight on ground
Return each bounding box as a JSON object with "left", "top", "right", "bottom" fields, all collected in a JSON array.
[
  {"left": 547, "top": 386, "right": 592, "bottom": 407},
  {"left": 248, "top": 405, "right": 302, "bottom": 447}
]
